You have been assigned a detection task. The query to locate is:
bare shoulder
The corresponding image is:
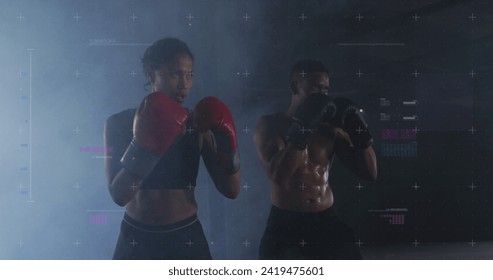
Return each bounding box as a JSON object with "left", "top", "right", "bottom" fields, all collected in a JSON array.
[
  {"left": 254, "top": 114, "right": 270, "bottom": 132},
  {"left": 254, "top": 112, "right": 287, "bottom": 158}
]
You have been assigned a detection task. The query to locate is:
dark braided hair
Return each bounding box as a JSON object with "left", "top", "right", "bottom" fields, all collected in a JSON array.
[{"left": 142, "top": 38, "right": 194, "bottom": 89}]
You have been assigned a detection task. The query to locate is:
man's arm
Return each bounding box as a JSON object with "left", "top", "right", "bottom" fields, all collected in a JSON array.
[
  {"left": 201, "top": 131, "right": 240, "bottom": 199},
  {"left": 253, "top": 116, "right": 303, "bottom": 187},
  {"left": 104, "top": 116, "right": 142, "bottom": 207},
  {"left": 334, "top": 128, "right": 377, "bottom": 181}
]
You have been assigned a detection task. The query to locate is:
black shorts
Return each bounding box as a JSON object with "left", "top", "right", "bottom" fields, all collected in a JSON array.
[
  {"left": 112, "top": 213, "right": 212, "bottom": 260},
  {"left": 259, "top": 206, "right": 362, "bottom": 260}
]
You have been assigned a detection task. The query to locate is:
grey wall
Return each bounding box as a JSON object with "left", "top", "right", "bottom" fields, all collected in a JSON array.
[{"left": 1, "top": 0, "right": 491, "bottom": 259}]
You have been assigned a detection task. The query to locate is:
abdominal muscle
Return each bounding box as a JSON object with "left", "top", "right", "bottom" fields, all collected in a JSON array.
[
  {"left": 271, "top": 162, "right": 334, "bottom": 213},
  {"left": 125, "top": 189, "right": 198, "bottom": 225}
]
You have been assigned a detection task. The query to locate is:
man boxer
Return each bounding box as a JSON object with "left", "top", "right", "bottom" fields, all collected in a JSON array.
[
  {"left": 104, "top": 38, "right": 240, "bottom": 259},
  {"left": 254, "top": 59, "right": 377, "bottom": 259}
]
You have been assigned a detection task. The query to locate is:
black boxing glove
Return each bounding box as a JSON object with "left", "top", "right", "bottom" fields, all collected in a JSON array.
[
  {"left": 286, "top": 93, "right": 336, "bottom": 149},
  {"left": 332, "top": 97, "right": 373, "bottom": 149}
]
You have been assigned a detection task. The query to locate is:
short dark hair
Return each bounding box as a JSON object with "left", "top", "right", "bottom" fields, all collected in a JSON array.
[
  {"left": 289, "top": 59, "right": 329, "bottom": 83},
  {"left": 142, "top": 37, "right": 194, "bottom": 74}
]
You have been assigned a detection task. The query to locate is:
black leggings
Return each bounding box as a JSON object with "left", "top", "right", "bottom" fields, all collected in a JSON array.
[
  {"left": 113, "top": 213, "right": 212, "bottom": 260},
  {"left": 259, "top": 206, "right": 362, "bottom": 260}
]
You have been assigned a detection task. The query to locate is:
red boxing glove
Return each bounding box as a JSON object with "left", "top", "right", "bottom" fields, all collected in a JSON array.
[
  {"left": 193, "top": 96, "right": 240, "bottom": 174},
  {"left": 121, "top": 92, "right": 189, "bottom": 178},
  {"left": 134, "top": 92, "right": 188, "bottom": 155}
]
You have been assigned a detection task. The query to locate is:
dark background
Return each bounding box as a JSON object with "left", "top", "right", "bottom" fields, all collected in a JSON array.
[{"left": 1, "top": 0, "right": 492, "bottom": 259}]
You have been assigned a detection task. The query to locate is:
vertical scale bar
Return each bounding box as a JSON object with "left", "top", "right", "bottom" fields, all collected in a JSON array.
[{"left": 28, "top": 49, "right": 34, "bottom": 202}]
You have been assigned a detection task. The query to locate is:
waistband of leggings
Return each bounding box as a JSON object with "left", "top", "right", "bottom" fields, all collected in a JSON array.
[{"left": 123, "top": 213, "right": 198, "bottom": 233}]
